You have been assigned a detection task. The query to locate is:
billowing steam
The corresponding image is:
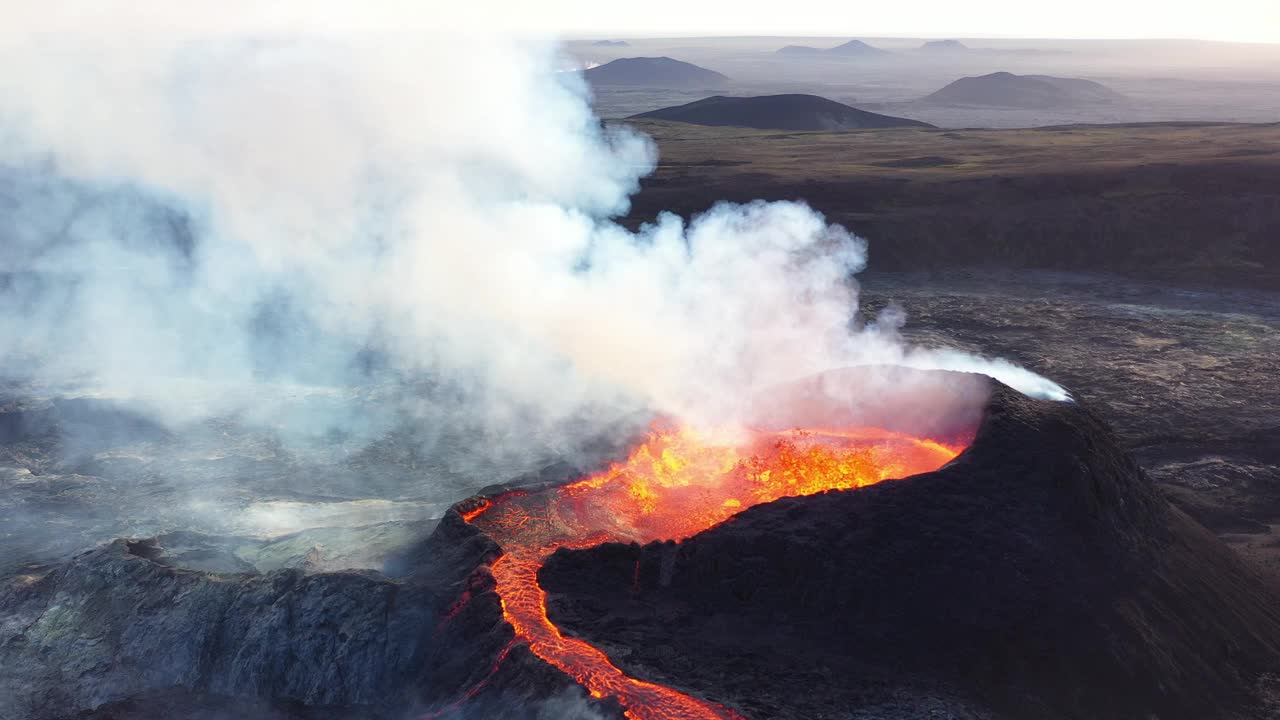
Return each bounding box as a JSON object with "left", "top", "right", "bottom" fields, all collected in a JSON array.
[{"left": 0, "top": 33, "right": 1064, "bottom": 503}]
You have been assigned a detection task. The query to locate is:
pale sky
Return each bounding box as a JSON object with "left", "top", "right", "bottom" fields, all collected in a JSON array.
[{"left": 4, "top": 0, "right": 1279, "bottom": 43}]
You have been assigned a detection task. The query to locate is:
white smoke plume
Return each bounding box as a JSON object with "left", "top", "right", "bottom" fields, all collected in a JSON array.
[{"left": 0, "top": 32, "right": 1065, "bottom": 468}]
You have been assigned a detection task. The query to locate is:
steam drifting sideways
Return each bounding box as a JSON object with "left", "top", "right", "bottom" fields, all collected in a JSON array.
[
  {"left": 0, "top": 33, "right": 1063, "bottom": 442},
  {"left": 0, "top": 29, "right": 1080, "bottom": 720}
]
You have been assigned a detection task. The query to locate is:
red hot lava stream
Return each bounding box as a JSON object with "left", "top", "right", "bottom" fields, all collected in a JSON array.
[{"left": 463, "top": 424, "right": 966, "bottom": 719}]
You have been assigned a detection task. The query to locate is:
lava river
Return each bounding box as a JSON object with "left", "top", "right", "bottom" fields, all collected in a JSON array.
[{"left": 464, "top": 424, "right": 967, "bottom": 719}]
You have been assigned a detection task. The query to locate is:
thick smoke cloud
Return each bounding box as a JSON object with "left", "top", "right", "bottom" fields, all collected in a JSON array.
[{"left": 0, "top": 33, "right": 1064, "bottom": 500}]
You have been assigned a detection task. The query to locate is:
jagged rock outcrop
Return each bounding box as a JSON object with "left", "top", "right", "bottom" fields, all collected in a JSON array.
[
  {"left": 0, "top": 456, "right": 616, "bottom": 720},
  {"left": 0, "top": 518, "right": 503, "bottom": 719},
  {"left": 6, "top": 542, "right": 390, "bottom": 717}
]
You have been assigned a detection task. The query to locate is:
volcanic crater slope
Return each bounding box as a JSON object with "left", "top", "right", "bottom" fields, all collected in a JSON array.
[{"left": 538, "top": 382, "right": 1280, "bottom": 720}]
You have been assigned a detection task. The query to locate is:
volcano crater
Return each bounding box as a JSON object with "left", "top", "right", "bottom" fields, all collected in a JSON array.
[
  {"left": 4, "top": 368, "right": 1280, "bottom": 720},
  {"left": 531, "top": 381, "right": 1280, "bottom": 720}
]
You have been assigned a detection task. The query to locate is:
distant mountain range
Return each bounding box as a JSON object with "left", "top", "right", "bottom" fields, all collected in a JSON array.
[
  {"left": 629, "top": 94, "right": 934, "bottom": 131},
  {"left": 775, "top": 39, "right": 1073, "bottom": 59},
  {"left": 583, "top": 57, "right": 730, "bottom": 88},
  {"left": 924, "top": 71, "right": 1125, "bottom": 108},
  {"left": 919, "top": 39, "right": 968, "bottom": 52},
  {"left": 776, "top": 39, "right": 889, "bottom": 57},
  {"left": 591, "top": 40, "right": 630, "bottom": 47}
]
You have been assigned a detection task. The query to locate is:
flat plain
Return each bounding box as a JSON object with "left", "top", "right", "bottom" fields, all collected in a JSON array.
[{"left": 625, "top": 120, "right": 1280, "bottom": 287}]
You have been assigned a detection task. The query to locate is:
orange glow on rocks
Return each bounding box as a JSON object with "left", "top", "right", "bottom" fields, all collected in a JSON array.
[{"left": 465, "top": 423, "right": 966, "bottom": 719}]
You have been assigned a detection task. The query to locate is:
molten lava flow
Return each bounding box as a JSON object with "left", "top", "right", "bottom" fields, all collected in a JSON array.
[{"left": 465, "top": 424, "right": 966, "bottom": 719}]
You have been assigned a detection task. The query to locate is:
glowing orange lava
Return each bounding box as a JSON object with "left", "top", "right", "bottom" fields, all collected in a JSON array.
[{"left": 465, "top": 424, "right": 966, "bottom": 720}]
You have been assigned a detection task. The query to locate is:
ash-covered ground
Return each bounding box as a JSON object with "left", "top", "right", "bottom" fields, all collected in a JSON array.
[{"left": 860, "top": 270, "right": 1280, "bottom": 588}]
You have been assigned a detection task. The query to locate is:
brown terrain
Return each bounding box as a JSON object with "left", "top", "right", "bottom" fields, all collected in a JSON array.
[{"left": 624, "top": 120, "right": 1280, "bottom": 287}]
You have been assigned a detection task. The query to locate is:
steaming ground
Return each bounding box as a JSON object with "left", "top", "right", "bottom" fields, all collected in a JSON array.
[
  {"left": 0, "top": 32, "right": 1072, "bottom": 579},
  {"left": 2, "top": 270, "right": 1275, "bottom": 583},
  {"left": 0, "top": 375, "right": 644, "bottom": 574}
]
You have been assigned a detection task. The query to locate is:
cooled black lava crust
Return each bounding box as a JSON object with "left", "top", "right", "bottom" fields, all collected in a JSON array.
[{"left": 540, "top": 383, "right": 1280, "bottom": 720}]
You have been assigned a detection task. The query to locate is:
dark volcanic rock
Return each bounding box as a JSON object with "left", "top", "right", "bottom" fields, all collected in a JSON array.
[
  {"left": 630, "top": 94, "right": 934, "bottom": 131},
  {"left": 0, "top": 463, "right": 621, "bottom": 720},
  {"left": 583, "top": 57, "right": 729, "bottom": 88},
  {"left": 924, "top": 71, "right": 1125, "bottom": 108},
  {"left": 1, "top": 541, "right": 423, "bottom": 718},
  {"left": 0, "top": 398, "right": 170, "bottom": 458},
  {"left": 540, "top": 384, "right": 1280, "bottom": 720},
  {"left": 0, "top": 513, "right": 513, "bottom": 720}
]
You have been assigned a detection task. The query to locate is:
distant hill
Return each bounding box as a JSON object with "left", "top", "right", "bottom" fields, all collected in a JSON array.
[
  {"left": 591, "top": 40, "right": 630, "bottom": 47},
  {"left": 776, "top": 45, "right": 824, "bottom": 55},
  {"left": 583, "top": 57, "right": 730, "bottom": 88},
  {"left": 828, "top": 39, "right": 891, "bottom": 56},
  {"left": 629, "top": 94, "right": 934, "bottom": 131},
  {"left": 924, "top": 71, "right": 1124, "bottom": 108},
  {"left": 919, "top": 39, "right": 968, "bottom": 52},
  {"left": 776, "top": 39, "right": 890, "bottom": 57}
]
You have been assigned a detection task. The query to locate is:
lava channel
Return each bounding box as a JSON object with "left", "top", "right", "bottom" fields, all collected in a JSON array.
[{"left": 465, "top": 423, "right": 967, "bottom": 720}]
